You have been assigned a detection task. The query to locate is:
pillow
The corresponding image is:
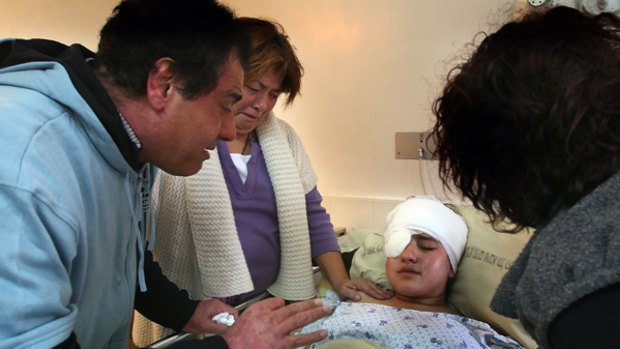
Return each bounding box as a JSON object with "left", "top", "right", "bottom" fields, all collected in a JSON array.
[
  {"left": 348, "top": 230, "right": 390, "bottom": 291},
  {"left": 346, "top": 204, "right": 538, "bottom": 349},
  {"left": 317, "top": 228, "right": 386, "bottom": 297},
  {"left": 337, "top": 227, "right": 377, "bottom": 253},
  {"left": 447, "top": 205, "right": 537, "bottom": 349}
]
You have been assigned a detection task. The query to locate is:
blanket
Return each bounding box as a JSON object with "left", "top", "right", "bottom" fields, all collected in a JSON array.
[{"left": 301, "top": 291, "right": 524, "bottom": 349}]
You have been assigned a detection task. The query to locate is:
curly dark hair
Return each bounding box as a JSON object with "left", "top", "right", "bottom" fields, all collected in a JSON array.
[
  {"left": 431, "top": 7, "right": 620, "bottom": 231},
  {"left": 96, "top": 0, "right": 250, "bottom": 100}
]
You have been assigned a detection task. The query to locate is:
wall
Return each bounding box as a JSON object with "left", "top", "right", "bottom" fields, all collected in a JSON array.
[
  {"left": 222, "top": 0, "right": 515, "bottom": 229},
  {"left": 1, "top": 0, "right": 118, "bottom": 50},
  {"left": 1, "top": 0, "right": 518, "bottom": 230}
]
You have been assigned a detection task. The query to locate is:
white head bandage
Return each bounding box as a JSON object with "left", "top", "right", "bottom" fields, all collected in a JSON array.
[{"left": 383, "top": 196, "right": 468, "bottom": 272}]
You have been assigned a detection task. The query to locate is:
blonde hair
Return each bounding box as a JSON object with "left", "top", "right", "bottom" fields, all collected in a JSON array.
[{"left": 236, "top": 17, "right": 303, "bottom": 105}]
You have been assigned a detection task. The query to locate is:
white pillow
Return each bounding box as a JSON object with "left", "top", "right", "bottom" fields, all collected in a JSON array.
[{"left": 349, "top": 231, "right": 390, "bottom": 291}]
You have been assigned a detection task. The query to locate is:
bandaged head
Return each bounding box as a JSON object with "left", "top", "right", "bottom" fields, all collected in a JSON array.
[{"left": 383, "top": 196, "right": 468, "bottom": 272}]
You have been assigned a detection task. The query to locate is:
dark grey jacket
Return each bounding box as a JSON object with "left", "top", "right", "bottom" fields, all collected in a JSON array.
[{"left": 491, "top": 170, "right": 620, "bottom": 348}]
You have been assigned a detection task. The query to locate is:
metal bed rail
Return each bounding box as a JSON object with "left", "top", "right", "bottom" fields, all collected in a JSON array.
[{"left": 145, "top": 292, "right": 271, "bottom": 348}]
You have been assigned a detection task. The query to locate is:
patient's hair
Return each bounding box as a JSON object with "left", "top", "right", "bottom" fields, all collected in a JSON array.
[
  {"left": 96, "top": 0, "right": 250, "bottom": 99},
  {"left": 236, "top": 17, "right": 303, "bottom": 105},
  {"left": 431, "top": 7, "right": 620, "bottom": 231}
]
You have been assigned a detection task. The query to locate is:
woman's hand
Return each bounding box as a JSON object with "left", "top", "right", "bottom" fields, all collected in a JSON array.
[
  {"left": 315, "top": 251, "right": 394, "bottom": 302},
  {"left": 336, "top": 277, "right": 393, "bottom": 301}
]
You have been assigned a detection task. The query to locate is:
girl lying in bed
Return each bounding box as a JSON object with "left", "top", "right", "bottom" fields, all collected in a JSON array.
[{"left": 300, "top": 196, "right": 524, "bottom": 349}]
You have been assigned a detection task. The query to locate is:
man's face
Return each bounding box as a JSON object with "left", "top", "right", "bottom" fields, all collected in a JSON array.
[{"left": 152, "top": 55, "right": 244, "bottom": 176}]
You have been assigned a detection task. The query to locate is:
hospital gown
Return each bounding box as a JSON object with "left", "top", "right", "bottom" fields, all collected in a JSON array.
[{"left": 300, "top": 291, "right": 524, "bottom": 349}]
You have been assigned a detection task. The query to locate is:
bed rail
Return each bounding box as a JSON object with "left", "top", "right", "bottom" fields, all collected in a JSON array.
[{"left": 144, "top": 292, "right": 270, "bottom": 348}]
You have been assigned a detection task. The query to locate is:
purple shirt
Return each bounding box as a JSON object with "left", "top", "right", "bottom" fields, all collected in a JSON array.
[{"left": 217, "top": 139, "right": 339, "bottom": 303}]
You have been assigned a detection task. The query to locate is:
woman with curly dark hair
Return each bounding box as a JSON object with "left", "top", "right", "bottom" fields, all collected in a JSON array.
[{"left": 431, "top": 6, "right": 620, "bottom": 349}]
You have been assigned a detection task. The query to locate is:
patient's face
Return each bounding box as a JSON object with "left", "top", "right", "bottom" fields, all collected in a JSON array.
[{"left": 385, "top": 234, "right": 454, "bottom": 299}]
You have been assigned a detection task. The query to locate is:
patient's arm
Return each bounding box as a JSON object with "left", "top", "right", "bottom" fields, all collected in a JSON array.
[{"left": 315, "top": 251, "right": 393, "bottom": 301}]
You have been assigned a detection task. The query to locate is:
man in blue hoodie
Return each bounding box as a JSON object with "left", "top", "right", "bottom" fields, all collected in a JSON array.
[{"left": 0, "top": 0, "right": 330, "bottom": 348}]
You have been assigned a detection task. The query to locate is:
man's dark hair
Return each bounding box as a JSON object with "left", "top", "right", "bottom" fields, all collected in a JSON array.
[
  {"left": 432, "top": 7, "right": 620, "bottom": 231},
  {"left": 96, "top": 0, "right": 249, "bottom": 99}
]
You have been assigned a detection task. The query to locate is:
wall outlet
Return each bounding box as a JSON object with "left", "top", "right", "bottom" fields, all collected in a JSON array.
[{"left": 394, "top": 131, "right": 438, "bottom": 160}]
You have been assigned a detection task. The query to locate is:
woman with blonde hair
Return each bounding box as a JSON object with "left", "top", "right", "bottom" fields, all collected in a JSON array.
[{"left": 133, "top": 17, "right": 390, "bottom": 346}]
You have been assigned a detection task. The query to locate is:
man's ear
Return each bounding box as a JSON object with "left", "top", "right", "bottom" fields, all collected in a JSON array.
[{"left": 146, "top": 57, "right": 176, "bottom": 111}]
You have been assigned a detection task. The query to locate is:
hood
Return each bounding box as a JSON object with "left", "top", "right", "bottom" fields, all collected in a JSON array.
[
  {"left": 0, "top": 38, "right": 140, "bottom": 172},
  {"left": 0, "top": 39, "right": 157, "bottom": 292}
]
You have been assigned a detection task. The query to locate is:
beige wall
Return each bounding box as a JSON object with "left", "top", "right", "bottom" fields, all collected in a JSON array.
[
  {"left": 221, "top": 1, "right": 514, "bottom": 203},
  {"left": 223, "top": 0, "right": 514, "bottom": 228},
  {"left": 1, "top": 1, "right": 118, "bottom": 50},
  {"left": 1, "top": 0, "right": 517, "bottom": 229}
]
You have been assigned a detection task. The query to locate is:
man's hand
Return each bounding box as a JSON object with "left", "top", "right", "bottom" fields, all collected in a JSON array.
[
  {"left": 336, "top": 277, "right": 393, "bottom": 301},
  {"left": 223, "top": 297, "right": 331, "bottom": 349},
  {"left": 182, "top": 299, "right": 238, "bottom": 335}
]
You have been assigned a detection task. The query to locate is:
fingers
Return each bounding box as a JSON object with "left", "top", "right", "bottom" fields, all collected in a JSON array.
[
  {"left": 222, "top": 298, "right": 331, "bottom": 349},
  {"left": 207, "top": 322, "right": 232, "bottom": 335},
  {"left": 183, "top": 299, "right": 239, "bottom": 333},
  {"left": 275, "top": 299, "right": 331, "bottom": 347},
  {"left": 347, "top": 278, "right": 393, "bottom": 300},
  {"left": 340, "top": 284, "right": 362, "bottom": 301},
  {"left": 286, "top": 329, "right": 329, "bottom": 349},
  {"left": 273, "top": 299, "right": 331, "bottom": 337},
  {"left": 276, "top": 299, "right": 331, "bottom": 328},
  {"left": 248, "top": 296, "right": 286, "bottom": 313},
  {"left": 199, "top": 298, "right": 236, "bottom": 316},
  {"left": 360, "top": 284, "right": 393, "bottom": 300}
]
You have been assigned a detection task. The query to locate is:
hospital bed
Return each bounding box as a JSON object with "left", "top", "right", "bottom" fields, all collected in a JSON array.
[
  {"left": 325, "top": 203, "right": 538, "bottom": 349},
  {"left": 143, "top": 203, "right": 538, "bottom": 349}
]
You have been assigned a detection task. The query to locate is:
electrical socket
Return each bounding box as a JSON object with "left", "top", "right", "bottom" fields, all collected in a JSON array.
[{"left": 394, "top": 131, "right": 438, "bottom": 160}]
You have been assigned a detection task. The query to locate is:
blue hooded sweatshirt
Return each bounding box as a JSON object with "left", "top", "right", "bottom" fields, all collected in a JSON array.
[{"left": 0, "top": 39, "right": 154, "bottom": 349}]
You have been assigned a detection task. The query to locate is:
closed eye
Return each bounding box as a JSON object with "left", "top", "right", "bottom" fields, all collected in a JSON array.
[{"left": 413, "top": 235, "right": 439, "bottom": 251}]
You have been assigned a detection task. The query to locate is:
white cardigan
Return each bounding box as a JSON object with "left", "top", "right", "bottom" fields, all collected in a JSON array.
[{"left": 133, "top": 113, "right": 319, "bottom": 346}]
